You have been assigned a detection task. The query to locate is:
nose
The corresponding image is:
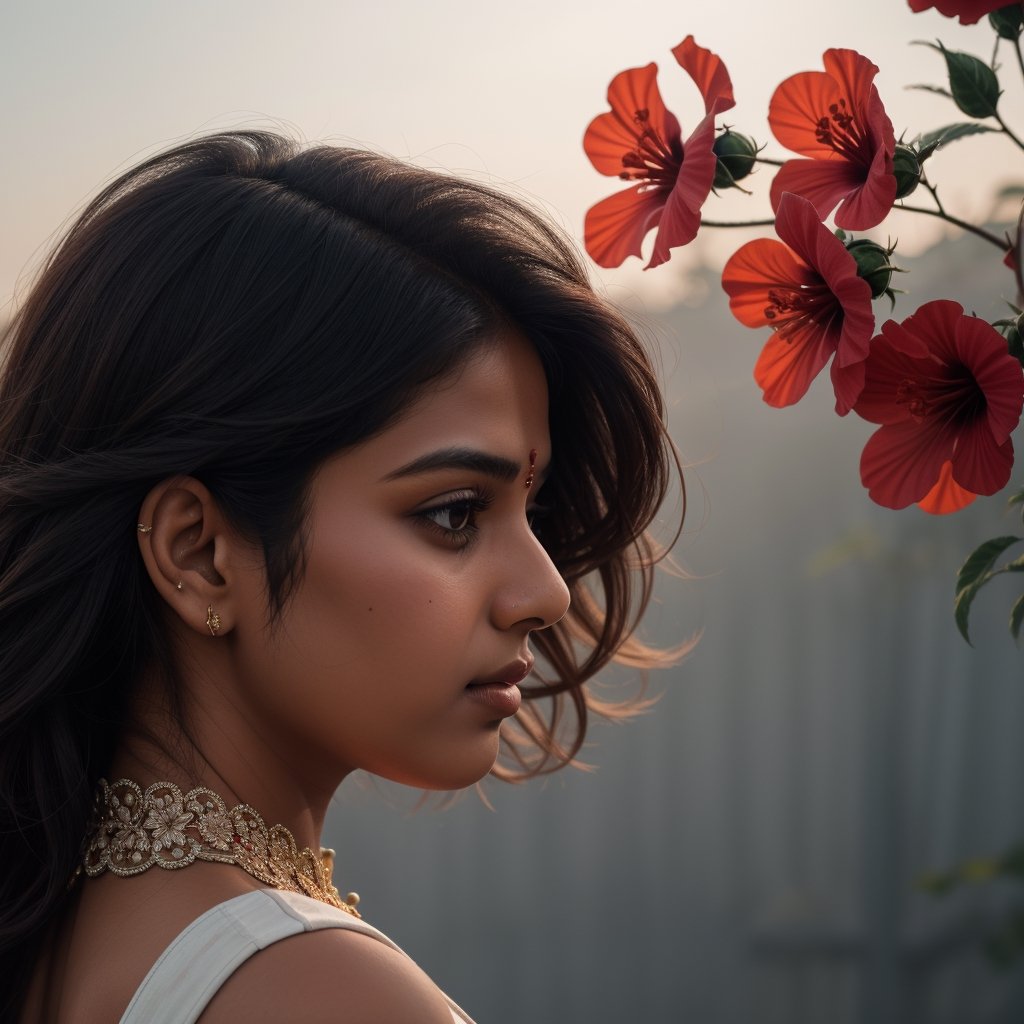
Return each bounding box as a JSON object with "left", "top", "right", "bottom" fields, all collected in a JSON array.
[{"left": 490, "top": 529, "right": 570, "bottom": 633}]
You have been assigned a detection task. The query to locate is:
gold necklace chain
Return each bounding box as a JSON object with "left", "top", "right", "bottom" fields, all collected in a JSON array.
[{"left": 82, "top": 778, "right": 361, "bottom": 917}]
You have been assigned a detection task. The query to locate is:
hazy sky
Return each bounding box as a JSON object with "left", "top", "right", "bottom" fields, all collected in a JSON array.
[{"left": 2, "top": 0, "right": 1019, "bottom": 312}]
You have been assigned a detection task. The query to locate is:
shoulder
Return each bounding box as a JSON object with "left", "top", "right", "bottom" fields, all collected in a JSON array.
[{"left": 198, "top": 924, "right": 457, "bottom": 1023}]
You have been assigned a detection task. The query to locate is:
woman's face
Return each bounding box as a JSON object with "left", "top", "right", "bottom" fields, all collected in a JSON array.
[{"left": 229, "top": 328, "right": 570, "bottom": 790}]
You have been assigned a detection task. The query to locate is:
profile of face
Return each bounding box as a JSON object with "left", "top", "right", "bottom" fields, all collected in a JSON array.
[{"left": 223, "top": 328, "right": 570, "bottom": 791}]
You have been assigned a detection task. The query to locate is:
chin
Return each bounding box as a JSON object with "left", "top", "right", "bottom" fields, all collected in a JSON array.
[{"left": 375, "top": 739, "right": 501, "bottom": 792}]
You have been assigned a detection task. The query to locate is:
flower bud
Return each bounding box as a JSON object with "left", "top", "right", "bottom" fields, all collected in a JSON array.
[
  {"left": 845, "top": 238, "right": 898, "bottom": 299},
  {"left": 892, "top": 145, "right": 922, "bottom": 200},
  {"left": 712, "top": 130, "right": 758, "bottom": 190},
  {"left": 1004, "top": 311, "right": 1024, "bottom": 365},
  {"left": 989, "top": 5, "right": 1023, "bottom": 39}
]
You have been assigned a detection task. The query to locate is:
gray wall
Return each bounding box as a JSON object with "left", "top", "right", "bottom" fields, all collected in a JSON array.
[{"left": 326, "top": 230, "right": 1024, "bottom": 1024}]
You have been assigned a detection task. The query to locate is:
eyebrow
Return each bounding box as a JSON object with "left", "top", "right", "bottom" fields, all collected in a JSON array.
[{"left": 381, "top": 446, "right": 522, "bottom": 483}]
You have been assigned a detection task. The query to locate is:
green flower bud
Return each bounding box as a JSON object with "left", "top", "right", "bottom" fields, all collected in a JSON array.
[
  {"left": 892, "top": 144, "right": 921, "bottom": 200},
  {"left": 846, "top": 238, "right": 898, "bottom": 300},
  {"left": 712, "top": 130, "right": 758, "bottom": 190},
  {"left": 989, "top": 5, "right": 1023, "bottom": 39},
  {"left": 1005, "top": 311, "right": 1024, "bottom": 364}
]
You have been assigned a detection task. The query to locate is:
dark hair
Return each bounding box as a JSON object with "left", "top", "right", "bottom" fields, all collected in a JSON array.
[{"left": 0, "top": 130, "right": 680, "bottom": 1016}]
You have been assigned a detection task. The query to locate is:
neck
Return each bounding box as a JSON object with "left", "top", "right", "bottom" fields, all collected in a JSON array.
[{"left": 112, "top": 662, "right": 349, "bottom": 854}]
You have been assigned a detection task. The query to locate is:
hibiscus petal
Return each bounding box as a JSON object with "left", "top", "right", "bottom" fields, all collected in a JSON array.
[
  {"left": 907, "top": 0, "right": 1009, "bottom": 25},
  {"left": 770, "top": 159, "right": 868, "bottom": 225},
  {"left": 833, "top": 136, "right": 896, "bottom": 230},
  {"left": 584, "top": 64, "right": 682, "bottom": 177},
  {"left": 648, "top": 110, "right": 719, "bottom": 268},
  {"left": 769, "top": 70, "right": 842, "bottom": 159},
  {"left": 897, "top": 300, "right": 1024, "bottom": 441},
  {"left": 951, "top": 423, "right": 1015, "bottom": 496},
  {"left": 584, "top": 185, "right": 666, "bottom": 269},
  {"left": 774, "top": 193, "right": 874, "bottom": 368},
  {"left": 853, "top": 329, "right": 926, "bottom": 424},
  {"left": 671, "top": 35, "right": 736, "bottom": 116},
  {"left": 860, "top": 417, "right": 956, "bottom": 508},
  {"left": 721, "top": 238, "right": 816, "bottom": 327},
  {"left": 754, "top": 324, "right": 836, "bottom": 408},
  {"left": 952, "top": 313, "right": 1024, "bottom": 442},
  {"left": 917, "top": 460, "right": 977, "bottom": 514},
  {"left": 820, "top": 49, "right": 884, "bottom": 122},
  {"left": 830, "top": 358, "right": 867, "bottom": 416}
]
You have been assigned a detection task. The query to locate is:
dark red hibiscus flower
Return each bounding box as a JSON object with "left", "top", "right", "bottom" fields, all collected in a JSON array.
[
  {"left": 907, "top": 0, "right": 1012, "bottom": 24},
  {"left": 854, "top": 300, "right": 1024, "bottom": 514},
  {"left": 721, "top": 192, "right": 874, "bottom": 414},
  {"left": 584, "top": 36, "right": 734, "bottom": 269},
  {"left": 769, "top": 49, "right": 896, "bottom": 231}
]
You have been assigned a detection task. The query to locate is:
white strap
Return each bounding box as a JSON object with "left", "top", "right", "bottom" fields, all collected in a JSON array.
[{"left": 120, "top": 889, "right": 475, "bottom": 1023}]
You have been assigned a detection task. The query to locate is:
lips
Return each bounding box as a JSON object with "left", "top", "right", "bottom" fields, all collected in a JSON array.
[
  {"left": 468, "top": 657, "right": 533, "bottom": 688},
  {"left": 463, "top": 657, "right": 532, "bottom": 717}
]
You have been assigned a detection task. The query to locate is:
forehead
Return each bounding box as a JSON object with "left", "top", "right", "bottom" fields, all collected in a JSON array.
[{"left": 378, "top": 328, "right": 550, "bottom": 460}]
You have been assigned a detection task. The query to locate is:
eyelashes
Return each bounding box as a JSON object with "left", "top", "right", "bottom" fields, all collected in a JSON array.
[
  {"left": 413, "top": 489, "right": 551, "bottom": 550},
  {"left": 414, "top": 489, "right": 495, "bottom": 548}
]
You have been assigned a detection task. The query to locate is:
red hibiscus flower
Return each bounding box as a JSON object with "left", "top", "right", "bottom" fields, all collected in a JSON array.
[
  {"left": 854, "top": 300, "right": 1024, "bottom": 514},
  {"left": 907, "top": 0, "right": 1011, "bottom": 24},
  {"left": 768, "top": 49, "right": 896, "bottom": 231},
  {"left": 584, "top": 36, "right": 735, "bottom": 270},
  {"left": 721, "top": 192, "right": 874, "bottom": 414}
]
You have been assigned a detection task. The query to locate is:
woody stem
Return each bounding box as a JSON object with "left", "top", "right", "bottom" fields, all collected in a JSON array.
[
  {"left": 700, "top": 218, "right": 777, "bottom": 228},
  {"left": 994, "top": 110, "right": 1024, "bottom": 154},
  {"left": 894, "top": 199, "right": 1009, "bottom": 252}
]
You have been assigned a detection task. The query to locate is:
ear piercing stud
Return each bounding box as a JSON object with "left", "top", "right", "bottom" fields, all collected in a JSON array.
[
  {"left": 137, "top": 524, "right": 153, "bottom": 534},
  {"left": 206, "top": 606, "right": 221, "bottom": 637}
]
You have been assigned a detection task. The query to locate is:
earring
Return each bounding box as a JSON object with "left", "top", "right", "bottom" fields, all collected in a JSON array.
[
  {"left": 137, "top": 524, "right": 153, "bottom": 534},
  {"left": 175, "top": 581, "right": 184, "bottom": 591},
  {"left": 206, "top": 606, "right": 221, "bottom": 637}
]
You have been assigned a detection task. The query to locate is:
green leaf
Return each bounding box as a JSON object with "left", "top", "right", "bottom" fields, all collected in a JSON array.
[
  {"left": 1011, "top": 594, "right": 1024, "bottom": 641},
  {"left": 954, "top": 535, "right": 1023, "bottom": 644},
  {"left": 915, "top": 122, "right": 998, "bottom": 151},
  {"left": 956, "top": 535, "right": 1022, "bottom": 592},
  {"left": 934, "top": 41, "right": 1001, "bottom": 118}
]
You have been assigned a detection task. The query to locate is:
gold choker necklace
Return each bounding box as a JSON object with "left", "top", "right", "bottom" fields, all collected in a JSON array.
[{"left": 82, "top": 778, "right": 361, "bottom": 917}]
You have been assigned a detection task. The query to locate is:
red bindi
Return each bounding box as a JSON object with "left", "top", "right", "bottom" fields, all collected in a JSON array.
[{"left": 524, "top": 449, "right": 537, "bottom": 489}]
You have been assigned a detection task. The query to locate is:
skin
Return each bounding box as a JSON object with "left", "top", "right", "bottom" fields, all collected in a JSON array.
[{"left": 22, "top": 328, "right": 570, "bottom": 1022}]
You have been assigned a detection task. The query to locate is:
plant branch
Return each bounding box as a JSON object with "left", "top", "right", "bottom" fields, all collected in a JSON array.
[
  {"left": 894, "top": 201, "right": 1009, "bottom": 251},
  {"left": 994, "top": 110, "right": 1024, "bottom": 154},
  {"left": 700, "top": 218, "right": 777, "bottom": 228}
]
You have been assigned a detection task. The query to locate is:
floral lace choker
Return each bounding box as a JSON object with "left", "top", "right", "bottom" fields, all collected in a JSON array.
[{"left": 82, "top": 778, "right": 361, "bottom": 917}]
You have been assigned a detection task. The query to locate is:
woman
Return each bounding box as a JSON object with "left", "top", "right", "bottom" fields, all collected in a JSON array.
[{"left": 0, "top": 131, "right": 680, "bottom": 1022}]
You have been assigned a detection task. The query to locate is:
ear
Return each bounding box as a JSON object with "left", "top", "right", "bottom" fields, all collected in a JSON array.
[{"left": 136, "top": 477, "right": 250, "bottom": 638}]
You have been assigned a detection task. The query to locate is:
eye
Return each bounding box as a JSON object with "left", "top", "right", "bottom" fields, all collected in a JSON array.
[
  {"left": 429, "top": 500, "right": 475, "bottom": 533},
  {"left": 414, "top": 490, "right": 493, "bottom": 548}
]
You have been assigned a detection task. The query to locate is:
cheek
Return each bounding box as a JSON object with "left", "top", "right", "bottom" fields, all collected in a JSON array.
[{"left": 286, "top": 525, "right": 474, "bottom": 675}]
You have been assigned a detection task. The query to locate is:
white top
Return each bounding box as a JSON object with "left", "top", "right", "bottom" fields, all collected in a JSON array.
[{"left": 119, "top": 888, "right": 476, "bottom": 1023}]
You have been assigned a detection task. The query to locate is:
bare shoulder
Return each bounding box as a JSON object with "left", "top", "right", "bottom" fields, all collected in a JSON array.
[{"left": 198, "top": 925, "right": 458, "bottom": 1023}]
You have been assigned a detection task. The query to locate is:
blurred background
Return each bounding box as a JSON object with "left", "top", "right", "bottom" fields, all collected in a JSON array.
[{"left": 3, "top": 2, "right": 1023, "bottom": 1021}]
